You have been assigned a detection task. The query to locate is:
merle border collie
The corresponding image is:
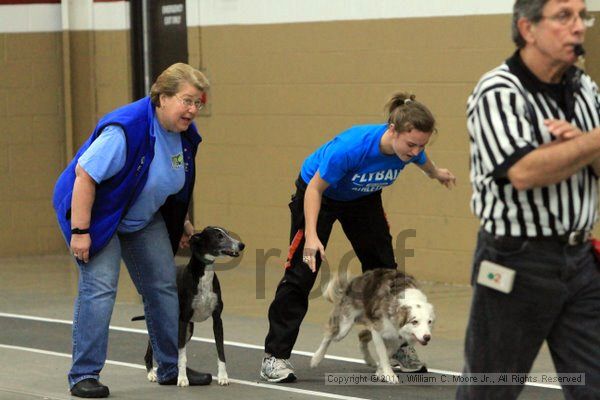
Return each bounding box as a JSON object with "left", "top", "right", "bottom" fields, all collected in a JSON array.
[{"left": 310, "top": 269, "right": 435, "bottom": 383}]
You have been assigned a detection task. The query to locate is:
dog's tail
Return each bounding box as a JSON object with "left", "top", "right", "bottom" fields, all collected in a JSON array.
[
  {"left": 131, "top": 315, "right": 145, "bottom": 322},
  {"left": 322, "top": 273, "right": 348, "bottom": 303}
]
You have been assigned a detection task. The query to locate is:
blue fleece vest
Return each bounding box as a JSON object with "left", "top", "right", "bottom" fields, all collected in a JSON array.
[{"left": 52, "top": 96, "right": 201, "bottom": 257}]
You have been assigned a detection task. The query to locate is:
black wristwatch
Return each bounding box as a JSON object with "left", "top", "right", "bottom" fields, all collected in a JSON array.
[{"left": 71, "top": 227, "right": 90, "bottom": 235}]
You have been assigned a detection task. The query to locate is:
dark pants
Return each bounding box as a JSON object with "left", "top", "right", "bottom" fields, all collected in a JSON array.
[
  {"left": 264, "top": 180, "right": 397, "bottom": 359},
  {"left": 456, "top": 230, "right": 600, "bottom": 400}
]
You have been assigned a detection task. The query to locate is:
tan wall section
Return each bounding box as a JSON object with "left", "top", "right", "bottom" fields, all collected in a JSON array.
[
  {"left": 68, "top": 30, "right": 132, "bottom": 151},
  {"left": 191, "top": 15, "right": 516, "bottom": 284},
  {"left": 0, "top": 30, "right": 131, "bottom": 258},
  {"left": 584, "top": 12, "right": 600, "bottom": 85},
  {"left": 93, "top": 31, "right": 132, "bottom": 121},
  {"left": 0, "top": 32, "right": 66, "bottom": 256},
  {"left": 3, "top": 13, "right": 600, "bottom": 284}
]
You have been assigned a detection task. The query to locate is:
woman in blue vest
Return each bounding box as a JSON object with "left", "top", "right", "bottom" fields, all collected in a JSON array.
[
  {"left": 260, "top": 93, "right": 456, "bottom": 383},
  {"left": 53, "top": 63, "right": 211, "bottom": 398}
]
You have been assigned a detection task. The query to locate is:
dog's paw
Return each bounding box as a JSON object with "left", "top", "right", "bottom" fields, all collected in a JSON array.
[
  {"left": 217, "top": 373, "right": 229, "bottom": 386},
  {"left": 147, "top": 369, "right": 158, "bottom": 382},
  {"left": 217, "top": 362, "right": 229, "bottom": 385},
  {"left": 376, "top": 369, "right": 399, "bottom": 384},
  {"left": 177, "top": 376, "right": 190, "bottom": 387},
  {"left": 387, "top": 373, "right": 399, "bottom": 384},
  {"left": 310, "top": 354, "right": 324, "bottom": 368},
  {"left": 363, "top": 356, "right": 378, "bottom": 368}
]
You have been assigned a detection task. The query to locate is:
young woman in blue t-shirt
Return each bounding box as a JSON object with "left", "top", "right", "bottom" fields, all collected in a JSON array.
[{"left": 260, "top": 93, "right": 456, "bottom": 383}]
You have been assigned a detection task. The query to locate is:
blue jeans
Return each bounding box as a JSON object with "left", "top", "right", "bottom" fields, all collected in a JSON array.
[
  {"left": 68, "top": 213, "right": 179, "bottom": 388},
  {"left": 457, "top": 230, "right": 600, "bottom": 400}
]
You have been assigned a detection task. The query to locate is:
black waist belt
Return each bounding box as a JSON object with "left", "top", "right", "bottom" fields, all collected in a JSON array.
[
  {"left": 554, "top": 230, "right": 592, "bottom": 246},
  {"left": 495, "top": 230, "right": 591, "bottom": 246}
]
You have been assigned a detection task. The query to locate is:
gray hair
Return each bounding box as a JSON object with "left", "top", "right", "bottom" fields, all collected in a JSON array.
[
  {"left": 512, "top": 0, "right": 549, "bottom": 48},
  {"left": 150, "top": 63, "right": 210, "bottom": 106}
]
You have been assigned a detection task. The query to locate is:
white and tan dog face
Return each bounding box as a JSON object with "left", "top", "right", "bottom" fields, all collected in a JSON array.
[{"left": 398, "top": 288, "right": 436, "bottom": 346}]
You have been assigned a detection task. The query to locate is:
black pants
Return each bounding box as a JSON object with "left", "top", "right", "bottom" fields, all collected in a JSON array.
[
  {"left": 456, "top": 230, "right": 600, "bottom": 400},
  {"left": 264, "top": 178, "right": 397, "bottom": 359}
]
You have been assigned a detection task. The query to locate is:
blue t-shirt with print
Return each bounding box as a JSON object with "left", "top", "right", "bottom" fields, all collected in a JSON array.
[
  {"left": 300, "top": 124, "right": 426, "bottom": 201},
  {"left": 78, "top": 117, "right": 185, "bottom": 233}
]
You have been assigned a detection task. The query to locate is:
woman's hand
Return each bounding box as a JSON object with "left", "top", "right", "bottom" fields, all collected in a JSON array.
[
  {"left": 70, "top": 233, "right": 91, "bottom": 263},
  {"left": 179, "top": 220, "right": 195, "bottom": 249},
  {"left": 303, "top": 234, "right": 326, "bottom": 273},
  {"left": 418, "top": 158, "right": 456, "bottom": 189},
  {"left": 303, "top": 173, "right": 329, "bottom": 273},
  {"left": 432, "top": 168, "right": 456, "bottom": 189}
]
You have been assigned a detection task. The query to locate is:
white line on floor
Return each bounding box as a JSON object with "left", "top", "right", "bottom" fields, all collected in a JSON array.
[
  {"left": 0, "top": 344, "right": 370, "bottom": 400},
  {"left": 0, "top": 312, "right": 562, "bottom": 390}
]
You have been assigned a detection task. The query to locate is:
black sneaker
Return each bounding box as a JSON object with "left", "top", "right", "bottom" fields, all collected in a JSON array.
[
  {"left": 70, "top": 378, "right": 109, "bottom": 398},
  {"left": 159, "top": 368, "right": 212, "bottom": 386}
]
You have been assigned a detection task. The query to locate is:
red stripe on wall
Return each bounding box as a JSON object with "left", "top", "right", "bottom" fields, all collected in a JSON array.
[
  {"left": 0, "top": 0, "right": 127, "bottom": 3},
  {"left": 0, "top": 1, "right": 59, "bottom": 4}
]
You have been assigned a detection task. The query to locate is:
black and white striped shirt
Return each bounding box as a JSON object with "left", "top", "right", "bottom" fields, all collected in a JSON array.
[{"left": 468, "top": 52, "right": 600, "bottom": 237}]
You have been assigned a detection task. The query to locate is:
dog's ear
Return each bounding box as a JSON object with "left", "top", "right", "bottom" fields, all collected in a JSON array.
[
  {"left": 189, "top": 231, "right": 207, "bottom": 249},
  {"left": 189, "top": 233, "right": 201, "bottom": 244},
  {"left": 399, "top": 305, "right": 411, "bottom": 327}
]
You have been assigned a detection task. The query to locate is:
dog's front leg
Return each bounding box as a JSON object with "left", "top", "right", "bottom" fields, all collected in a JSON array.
[
  {"left": 212, "top": 294, "right": 229, "bottom": 385},
  {"left": 177, "top": 346, "right": 189, "bottom": 387},
  {"left": 217, "top": 360, "right": 228, "bottom": 386},
  {"left": 385, "top": 337, "right": 401, "bottom": 360},
  {"left": 370, "top": 329, "right": 398, "bottom": 384}
]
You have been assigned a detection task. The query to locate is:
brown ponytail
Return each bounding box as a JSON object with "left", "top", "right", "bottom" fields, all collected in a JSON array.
[{"left": 385, "top": 92, "right": 436, "bottom": 134}]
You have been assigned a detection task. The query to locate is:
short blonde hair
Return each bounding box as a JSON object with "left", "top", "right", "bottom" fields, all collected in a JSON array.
[{"left": 150, "top": 63, "right": 210, "bottom": 106}]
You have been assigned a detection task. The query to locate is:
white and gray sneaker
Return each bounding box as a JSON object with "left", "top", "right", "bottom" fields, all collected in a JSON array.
[
  {"left": 260, "top": 356, "right": 297, "bottom": 383},
  {"left": 390, "top": 344, "right": 427, "bottom": 373}
]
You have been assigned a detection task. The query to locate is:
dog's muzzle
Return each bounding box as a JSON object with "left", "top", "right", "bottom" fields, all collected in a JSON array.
[{"left": 223, "top": 242, "right": 245, "bottom": 257}]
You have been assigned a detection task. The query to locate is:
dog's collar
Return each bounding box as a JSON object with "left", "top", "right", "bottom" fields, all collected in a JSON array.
[{"left": 194, "top": 253, "right": 216, "bottom": 265}]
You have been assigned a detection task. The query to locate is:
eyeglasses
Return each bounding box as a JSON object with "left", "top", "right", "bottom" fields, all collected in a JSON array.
[
  {"left": 540, "top": 10, "right": 595, "bottom": 28},
  {"left": 174, "top": 94, "right": 206, "bottom": 110}
]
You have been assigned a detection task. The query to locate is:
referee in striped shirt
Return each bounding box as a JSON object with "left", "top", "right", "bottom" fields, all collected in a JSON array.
[{"left": 458, "top": 1, "right": 600, "bottom": 399}]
